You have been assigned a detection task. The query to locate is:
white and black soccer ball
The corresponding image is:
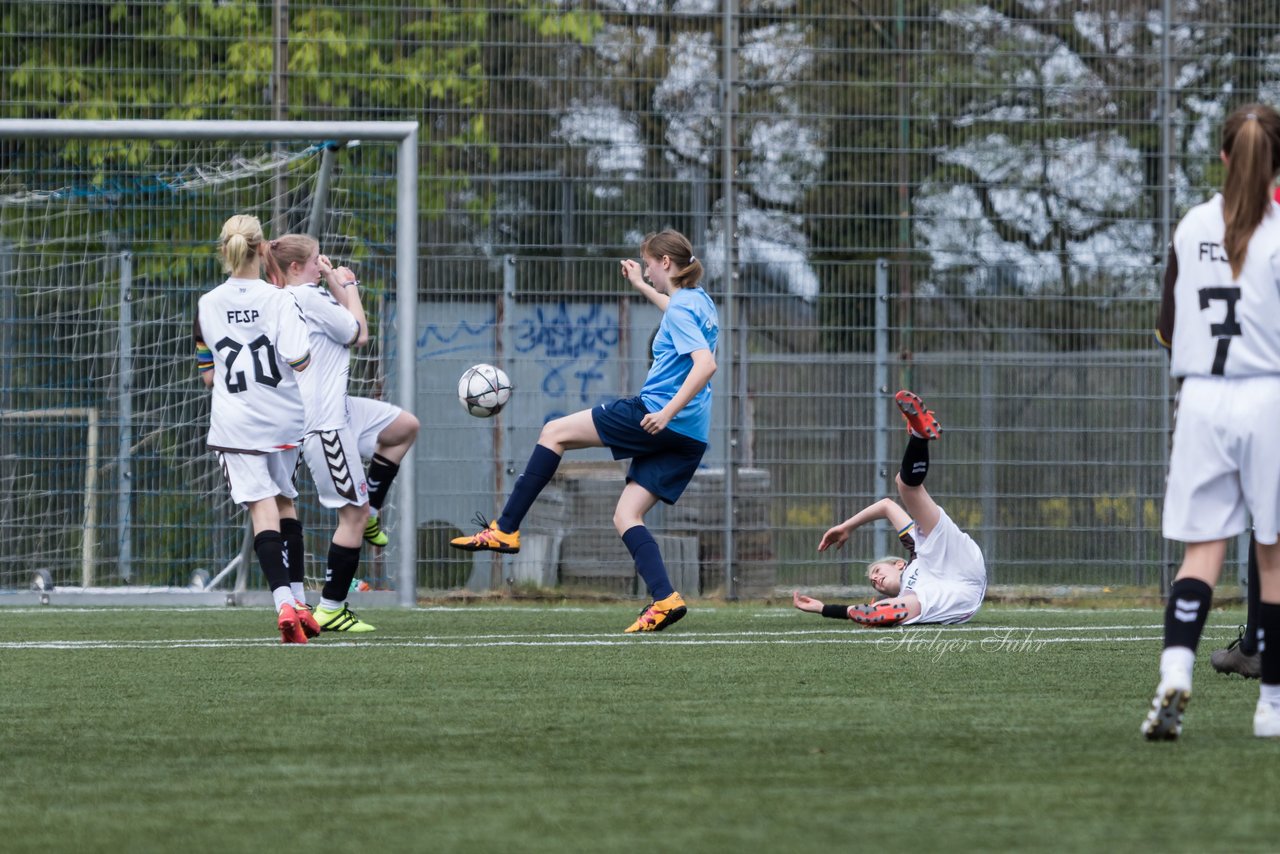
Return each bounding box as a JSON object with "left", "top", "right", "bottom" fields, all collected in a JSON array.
[{"left": 457, "top": 363, "right": 512, "bottom": 418}]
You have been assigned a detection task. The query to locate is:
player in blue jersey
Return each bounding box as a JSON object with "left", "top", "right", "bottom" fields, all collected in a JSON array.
[
  {"left": 451, "top": 228, "right": 718, "bottom": 632},
  {"left": 1144, "top": 102, "right": 1280, "bottom": 740}
]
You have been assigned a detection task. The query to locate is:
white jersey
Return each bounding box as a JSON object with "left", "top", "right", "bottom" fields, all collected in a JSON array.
[
  {"left": 899, "top": 508, "right": 986, "bottom": 625},
  {"left": 196, "top": 277, "right": 308, "bottom": 453},
  {"left": 1167, "top": 194, "right": 1280, "bottom": 378},
  {"left": 290, "top": 282, "right": 360, "bottom": 433}
]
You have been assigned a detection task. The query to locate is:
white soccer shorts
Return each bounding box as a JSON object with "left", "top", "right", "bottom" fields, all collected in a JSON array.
[
  {"left": 219, "top": 448, "right": 300, "bottom": 506},
  {"left": 303, "top": 425, "right": 370, "bottom": 509},
  {"left": 1163, "top": 375, "right": 1280, "bottom": 545},
  {"left": 346, "top": 396, "right": 403, "bottom": 460}
]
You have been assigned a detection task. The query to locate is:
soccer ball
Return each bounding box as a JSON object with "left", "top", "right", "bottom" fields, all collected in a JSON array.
[{"left": 457, "top": 363, "right": 512, "bottom": 418}]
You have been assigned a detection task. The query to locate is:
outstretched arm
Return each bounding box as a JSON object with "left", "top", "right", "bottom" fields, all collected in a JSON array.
[
  {"left": 792, "top": 590, "right": 921, "bottom": 627},
  {"left": 817, "top": 497, "right": 913, "bottom": 552}
]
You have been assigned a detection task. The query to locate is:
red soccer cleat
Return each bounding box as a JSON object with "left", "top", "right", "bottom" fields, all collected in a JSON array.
[
  {"left": 894, "top": 390, "right": 942, "bottom": 440},
  {"left": 277, "top": 602, "right": 309, "bottom": 644}
]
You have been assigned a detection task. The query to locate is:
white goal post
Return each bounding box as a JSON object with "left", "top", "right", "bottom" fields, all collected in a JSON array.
[{"left": 0, "top": 119, "right": 419, "bottom": 607}]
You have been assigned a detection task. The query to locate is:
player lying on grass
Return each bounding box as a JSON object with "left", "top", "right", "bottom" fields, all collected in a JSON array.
[{"left": 792, "top": 390, "right": 987, "bottom": 627}]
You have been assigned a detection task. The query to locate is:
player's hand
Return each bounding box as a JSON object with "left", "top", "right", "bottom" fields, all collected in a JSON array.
[
  {"left": 332, "top": 265, "right": 357, "bottom": 286},
  {"left": 317, "top": 254, "right": 334, "bottom": 275},
  {"left": 818, "top": 524, "right": 850, "bottom": 552},
  {"left": 792, "top": 591, "right": 824, "bottom": 613},
  {"left": 620, "top": 258, "right": 647, "bottom": 289},
  {"left": 639, "top": 407, "right": 672, "bottom": 434}
]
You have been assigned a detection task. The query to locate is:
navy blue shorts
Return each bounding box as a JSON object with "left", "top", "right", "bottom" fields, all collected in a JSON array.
[{"left": 591, "top": 396, "right": 707, "bottom": 504}]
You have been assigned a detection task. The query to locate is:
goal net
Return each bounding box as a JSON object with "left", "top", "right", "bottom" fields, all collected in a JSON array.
[{"left": 0, "top": 120, "right": 418, "bottom": 603}]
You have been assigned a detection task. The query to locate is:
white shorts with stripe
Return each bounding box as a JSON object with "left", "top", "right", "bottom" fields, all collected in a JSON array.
[
  {"left": 1163, "top": 375, "right": 1280, "bottom": 545},
  {"left": 346, "top": 396, "right": 403, "bottom": 460},
  {"left": 303, "top": 426, "right": 370, "bottom": 509},
  {"left": 218, "top": 448, "right": 300, "bottom": 506}
]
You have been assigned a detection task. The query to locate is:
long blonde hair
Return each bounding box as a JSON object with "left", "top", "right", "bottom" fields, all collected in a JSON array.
[
  {"left": 1220, "top": 103, "right": 1280, "bottom": 279},
  {"left": 218, "top": 214, "right": 264, "bottom": 274},
  {"left": 218, "top": 214, "right": 285, "bottom": 283}
]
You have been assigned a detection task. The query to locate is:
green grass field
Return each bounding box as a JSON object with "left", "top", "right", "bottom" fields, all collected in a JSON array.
[{"left": 2, "top": 601, "right": 1277, "bottom": 853}]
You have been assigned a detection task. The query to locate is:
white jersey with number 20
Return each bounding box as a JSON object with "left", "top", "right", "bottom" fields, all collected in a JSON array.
[{"left": 197, "top": 277, "right": 309, "bottom": 453}]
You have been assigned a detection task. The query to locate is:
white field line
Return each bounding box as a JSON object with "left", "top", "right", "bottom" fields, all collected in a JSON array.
[
  {"left": 0, "top": 605, "right": 1173, "bottom": 616},
  {"left": 0, "top": 623, "right": 1196, "bottom": 651}
]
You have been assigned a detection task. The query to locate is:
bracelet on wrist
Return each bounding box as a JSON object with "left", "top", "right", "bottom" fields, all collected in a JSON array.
[{"left": 342, "top": 279, "right": 359, "bottom": 288}]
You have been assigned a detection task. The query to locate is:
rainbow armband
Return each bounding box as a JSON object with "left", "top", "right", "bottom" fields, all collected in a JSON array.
[{"left": 195, "top": 343, "right": 213, "bottom": 374}]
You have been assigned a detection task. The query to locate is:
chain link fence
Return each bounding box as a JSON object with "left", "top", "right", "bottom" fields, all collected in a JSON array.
[{"left": 4, "top": 2, "right": 1274, "bottom": 596}]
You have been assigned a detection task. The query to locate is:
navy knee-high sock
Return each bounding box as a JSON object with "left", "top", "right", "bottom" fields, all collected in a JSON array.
[
  {"left": 1164, "top": 577, "right": 1213, "bottom": 651},
  {"left": 497, "top": 444, "right": 561, "bottom": 534},
  {"left": 623, "top": 525, "right": 674, "bottom": 601}
]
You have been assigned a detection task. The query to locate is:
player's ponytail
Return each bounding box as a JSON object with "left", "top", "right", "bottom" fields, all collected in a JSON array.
[
  {"left": 640, "top": 228, "right": 703, "bottom": 289},
  {"left": 218, "top": 214, "right": 266, "bottom": 276},
  {"left": 1221, "top": 103, "right": 1280, "bottom": 279}
]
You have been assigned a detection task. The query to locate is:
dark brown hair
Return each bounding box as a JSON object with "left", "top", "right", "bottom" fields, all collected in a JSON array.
[
  {"left": 1221, "top": 103, "right": 1280, "bottom": 279},
  {"left": 640, "top": 228, "right": 703, "bottom": 289}
]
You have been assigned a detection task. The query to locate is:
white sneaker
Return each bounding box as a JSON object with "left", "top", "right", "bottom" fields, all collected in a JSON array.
[
  {"left": 1253, "top": 701, "right": 1280, "bottom": 738},
  {"left": 1141, "top": 678, "right": 1192, "bottom": 741}
]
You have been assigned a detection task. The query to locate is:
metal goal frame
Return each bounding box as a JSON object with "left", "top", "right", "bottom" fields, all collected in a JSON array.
[{"left": 0, "top": 119, "right": 420, "bottom": 608}]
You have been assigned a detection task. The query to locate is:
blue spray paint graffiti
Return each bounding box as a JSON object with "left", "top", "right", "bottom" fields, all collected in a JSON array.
[
  {"left": 514, "top": 303, "right": 619, "bottom": 416},
  {"left": 416, "top": 314, "right": 496, "bottom": 360},
  {"left": 405, "top": 301, "right": 624, "bottom": 425}
]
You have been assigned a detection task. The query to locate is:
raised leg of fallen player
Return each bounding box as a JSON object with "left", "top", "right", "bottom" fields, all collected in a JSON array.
[{"left": 893, "top": 436, "right": 941, "bottom": 539}]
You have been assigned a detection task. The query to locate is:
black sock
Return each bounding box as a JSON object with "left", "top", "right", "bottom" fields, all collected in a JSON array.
[
  {"left": 1259, "top": 602, "right": 1280, "bottom": 684},
  {"left": 253, "top": 530, "right": 290, "bottom": 591},
  {"left": 321, "top": 542, "right": 362, "bottom": 603},
  {"left": 899, "top": 436, "right": 930, "bottom": 487},
  {"left": 366, "top": 453, "right": 399, "bottom": 512},
  {"left": 280, "top": 518, "right": 305, "bottom": 586},
  {"left": 1243, "top": 537, "right": 1261, "bottom": 655},
  {"left": 1164, "top": 577, "right": 1213, "bottom": 651}
]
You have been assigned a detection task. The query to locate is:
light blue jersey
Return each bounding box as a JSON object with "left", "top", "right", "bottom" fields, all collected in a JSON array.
[{"left": 639, "top": 287, "right": 719, "bottom": 442}]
